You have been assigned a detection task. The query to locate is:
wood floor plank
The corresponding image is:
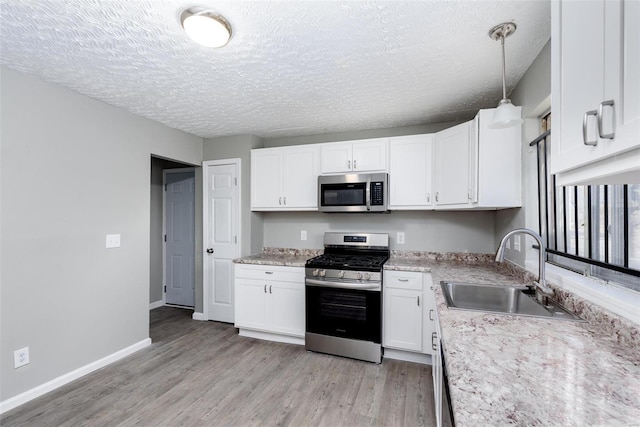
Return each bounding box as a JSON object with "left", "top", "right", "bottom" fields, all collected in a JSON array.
[{"left": 1, "top": 306, "right": 436, "bottom": 427}]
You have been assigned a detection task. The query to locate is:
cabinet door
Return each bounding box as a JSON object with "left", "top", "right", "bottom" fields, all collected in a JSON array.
[
  {"left": 551, "top": 1, "right": 607, "bottom": 174},
  {"left": 320, "top": 142, "right": 353, "bottom": 173},
  {"left": 251, "top": 150, "right": 283, "bottom": 209},
  {"left": 282, "top": 146, "right": 319, "bottom": 208},
  {"left": 422, "top": 275, "right": 437, "bottom": 356},
  {"left": 235, "top": 279, "right": 268, "bottom": 330},
  {"left": 352, "top": 139, "right": 388, "bottom": 172},
  {"left": 605, "top": 0, "right": 640, "bottom": 157},
  {"left": 389, "top": 135, "right": 433, "bottom": 208},
  {"left": 434, "top": 121, "right": 472, "bottom": 206},
  {"left": 383, "top": 288, "right": 423, "bottom": 352},
  {"left": 267, "top": 281, "right": 305, "bottom": 337}
]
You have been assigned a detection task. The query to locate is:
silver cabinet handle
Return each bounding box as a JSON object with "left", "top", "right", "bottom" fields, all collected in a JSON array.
[
  {"left": 264, "top": 285, "right": 267, "bottom": 293},
  {"left": 582, "top": 110, "right": 598, "bottom": 146},
  {"left": 435, "top": 192, "right": 439, "bottom": 202},
  {"left": 432, "top": 332, "right": 437, "bottom": 351},
  {"left": 279, "top": 197, "right": 282, "bottom": 205},
  {"left": 417, "top": 295, "right": 420, "bottom": 306},
  {"left": 426, "top": 193, "right": 430, "bottom": 203},
  {"left": 347, "top": 160, "right": 351, "bottom": 170},
  {"left": 353, "top": 159, "right": 357, "bottom": 170},
  {"left": 265, "top": 271, "right": 274, "bottom": 275},
  {"left": 269, "top": 285, "right": 272, "bottom": 294},
  {"left": 429, "top": 309, "right": 434, "bottom": 321},
  {"left": 283, "top": 197, "right": 287, "bottom": 205},
  {"left": 597, "top": 99, "right": 615, "bottom": 139},
  {"left": 398, "top": 278, "right": 409, "bottom": 282}
]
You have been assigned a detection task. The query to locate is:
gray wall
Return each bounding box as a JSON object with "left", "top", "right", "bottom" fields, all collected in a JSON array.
[
  {"left": 495, "top": 40, "right": 551, "bottom": 266},
  {"left": 262, "top": 211, "right": 497, "bottom": 253},
  {"left": 203, "top": 134, "right": 264, "bottom": 256},
  {"left": 0, "top": 66, "right": 203, "bottom": 401},
  {"left": 265, "top": 121, "right": 462, "bottom": 147}
]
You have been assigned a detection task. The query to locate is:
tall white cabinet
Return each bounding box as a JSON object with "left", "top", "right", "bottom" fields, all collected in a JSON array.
[{"left": 551, "top": 0, "right": 640, "bottom": 185}]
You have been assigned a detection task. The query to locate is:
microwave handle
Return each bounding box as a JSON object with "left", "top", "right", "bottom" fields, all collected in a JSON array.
[{"left": 366, "top": 177, "right": 371, "bottom": 211}]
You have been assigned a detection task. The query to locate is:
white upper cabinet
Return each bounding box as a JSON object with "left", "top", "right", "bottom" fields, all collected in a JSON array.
[
  {"left": 251, "top": 145, "right": 319, "bottom": 210},
  {"left": 388, "top": 134, "right": 434, "bottom": 209},
  {"left": 551, "top": 0, "right": 640, "bottom": 185},
  {"left": 433, "top": 108, "right": 522, "bottom": 209},
  {"left": 320, "top": 138, "right": 388, "bottom": 174},
  {"left": 433, "top": 121, "right": 474, "bottom": 207}
]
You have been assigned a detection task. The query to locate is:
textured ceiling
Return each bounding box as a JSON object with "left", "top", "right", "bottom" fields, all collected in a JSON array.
[{"left": 0, "top": 0, "right": 550, "bottom": 139}]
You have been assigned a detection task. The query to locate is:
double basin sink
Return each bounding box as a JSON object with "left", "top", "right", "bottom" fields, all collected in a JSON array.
[{"left": 441, "top": 282, "right": 583, "bottom": 321}]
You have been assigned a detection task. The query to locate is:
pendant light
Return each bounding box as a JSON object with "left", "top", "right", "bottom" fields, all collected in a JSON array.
[
  {"left": 488, "top": 22, "right": 523, "bottom": 129},
  {"left": 181, "top": 7, "right": 232, "bottom": 48}
]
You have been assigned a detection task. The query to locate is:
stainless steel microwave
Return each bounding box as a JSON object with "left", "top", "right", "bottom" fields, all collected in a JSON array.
[{"left": 318, "top": 173, "right": 388, "bottom": 213}]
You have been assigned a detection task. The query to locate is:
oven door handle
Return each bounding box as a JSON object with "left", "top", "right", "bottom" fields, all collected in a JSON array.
[{"left": 305, "top": 278, "right": 381, "bottom": 291}]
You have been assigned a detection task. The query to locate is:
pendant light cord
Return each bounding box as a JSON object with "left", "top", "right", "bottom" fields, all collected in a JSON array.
[{"left": 500, "top": 33, "right": 507, "bottom": 101}]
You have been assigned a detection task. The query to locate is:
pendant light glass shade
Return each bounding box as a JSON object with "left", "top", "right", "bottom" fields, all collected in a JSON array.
[
  {"left": 488, "top": 23, "right": 523, "bottom": 129},
  {"left": 181, "top": 8, "right": 232, "bottom": 48},
  {"left": 491, "top": 99, "right": 523, "bottom": 129}
]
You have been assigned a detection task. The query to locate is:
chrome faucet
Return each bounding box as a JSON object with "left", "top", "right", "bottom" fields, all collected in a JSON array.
[{"left": 495, "top": 228, "right": 553, "bottom": 303}]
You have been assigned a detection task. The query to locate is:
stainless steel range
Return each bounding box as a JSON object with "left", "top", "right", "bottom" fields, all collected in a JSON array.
[{"left": 305, "top": 232, "right": 389, "bottom": 363}]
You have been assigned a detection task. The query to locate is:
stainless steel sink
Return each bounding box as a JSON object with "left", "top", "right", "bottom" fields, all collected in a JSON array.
[{"left": 441, "top": 282, "right": 584, "bottom": 321}]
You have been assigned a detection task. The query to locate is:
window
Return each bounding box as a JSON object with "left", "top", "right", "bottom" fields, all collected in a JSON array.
[{"left": 533, "top": 113, "right": 640, "bottom": 292}]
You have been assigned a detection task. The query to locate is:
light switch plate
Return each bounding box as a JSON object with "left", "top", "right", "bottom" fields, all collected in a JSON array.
[
  {"left": 106, "top": 234, "right": 121, "bottom": 248},
  {"left": 300, "top": 230, "right": 307, "bottom": 241},
  {"left": 397, "top": 232, "right": 405, "bottom": 245}
]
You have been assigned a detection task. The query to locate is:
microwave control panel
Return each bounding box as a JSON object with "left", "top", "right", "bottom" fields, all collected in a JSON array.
[{"left": 371, "top": 182, "right": 384, "bottom": 205}]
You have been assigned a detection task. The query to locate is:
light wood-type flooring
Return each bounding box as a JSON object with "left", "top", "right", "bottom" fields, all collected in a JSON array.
[{"left": 1, "top": 306, "right": 436, "bottom": 426}]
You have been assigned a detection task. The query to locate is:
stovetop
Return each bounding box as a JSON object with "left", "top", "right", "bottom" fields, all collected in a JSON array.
[{"left": 305, "top": 252, "right": 388, "bottom": 271}]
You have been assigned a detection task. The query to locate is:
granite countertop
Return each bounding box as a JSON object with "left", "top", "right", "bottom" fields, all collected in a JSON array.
[
  {"left": 233, "top": 248, "right": 321, "bottom": 267},
  {"left": 387, "top": 255, "right": 640, "bottom": 426}
]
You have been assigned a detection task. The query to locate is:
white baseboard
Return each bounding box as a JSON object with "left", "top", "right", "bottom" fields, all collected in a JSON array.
[
  {"left": 383, "top": 348, "right": 432, "bottom": 365},
  {"left": 0, "top": 338, "right": 152, "bottom": 415},
  {"left": 238, "top": 328, "right": 305, "bottom": 346},
  {"left": 149, "top": 300, "right": 164, "bottom": 310},
  {"left": 192, "top": 312, "right": 206, "bottom": 321}
]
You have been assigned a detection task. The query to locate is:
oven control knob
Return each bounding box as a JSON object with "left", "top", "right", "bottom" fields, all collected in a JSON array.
[
  {"left": 364, "top": 272, "right": 371, "bottom": 281},
  {"left": 313, "top": 269, "right": 319, "bottom": 277},
  {"left": 319, "top": 269, "right": 326, "bottom": 277},
  {"left": 339, "top": 271, "right": 345, "bottom": 278},
  {"left": 356, "top": 272, "right": 362, "bottom": 280}
]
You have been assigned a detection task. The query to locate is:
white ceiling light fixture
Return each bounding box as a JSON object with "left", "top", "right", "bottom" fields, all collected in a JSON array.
[
  {"left": 488, "top": 22, "right": 523, "bottom": 129},
  {"left": 180, "top": 7, "right": 232, "bottom": 48}
]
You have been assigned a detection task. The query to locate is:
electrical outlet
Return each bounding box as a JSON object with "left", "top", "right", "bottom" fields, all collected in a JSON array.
[
  {"left": 106, "top": 234, "right": 121, "bottom": 248},
  {"left": 300, "top": 230, "right": 307, "bottom": 241},
  {"left": 397, "top": 232, "right": 405, "bottom": 245},
  {"left": 514, "top": 235, "right": 521, "bottom": 252},
  {"left": 14, "top": 347, "right": 30, "bottom": 369}
]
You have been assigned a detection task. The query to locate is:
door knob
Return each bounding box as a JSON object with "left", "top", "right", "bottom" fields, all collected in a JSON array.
[{"left": 206, "top": 248, "right": 214, "bottom": 254}]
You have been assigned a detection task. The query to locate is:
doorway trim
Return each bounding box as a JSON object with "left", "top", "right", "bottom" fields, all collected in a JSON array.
[
  {"left": 163, "top": 167, "right": 196, "bottom": 309},
  {"left": 201, "top": 158, "right": 242, "bottom": 321}
]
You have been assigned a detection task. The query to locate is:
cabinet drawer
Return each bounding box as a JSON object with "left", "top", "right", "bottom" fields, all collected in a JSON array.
[
  {"left": 235, "top": 264, "right": 304, "bottom": 283},
  {"left": 384, "top": 271, "right": 423, "bottom": 290}
]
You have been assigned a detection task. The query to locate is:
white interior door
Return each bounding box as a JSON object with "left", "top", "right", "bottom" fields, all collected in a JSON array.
[
  {"left": 204, "top": 160, "right": 240, "bottom": 323},
  {"left": 164, "top": 170, "right": 195, "bottom": 307}
]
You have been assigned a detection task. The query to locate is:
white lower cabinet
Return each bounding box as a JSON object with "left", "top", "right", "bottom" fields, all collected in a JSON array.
[
  {"left": 234, "top": 264, "right": 305, "bottom": 345},
  {"left": 383, "top": 270, "right": 436, "bottom": 363}
]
